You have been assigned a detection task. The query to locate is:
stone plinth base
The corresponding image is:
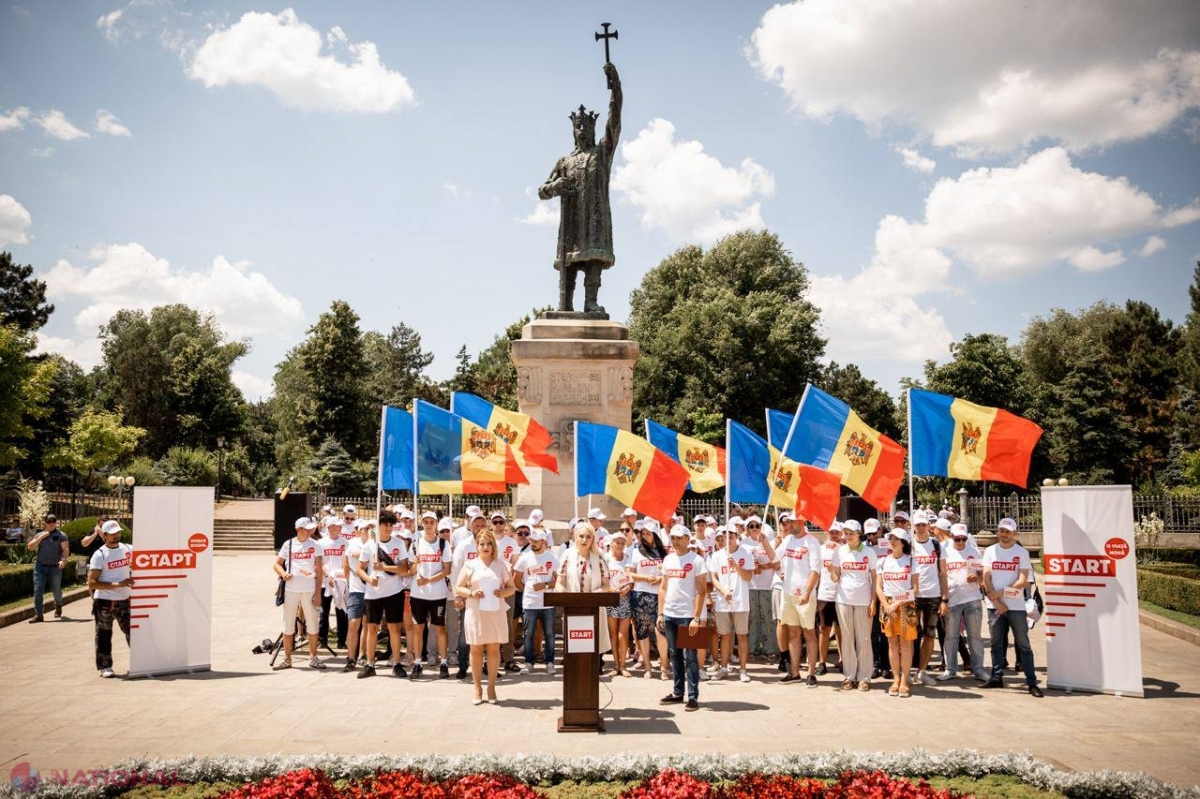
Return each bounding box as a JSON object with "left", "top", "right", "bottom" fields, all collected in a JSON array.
[{"left": 510, "top": 318, "right": 639, "bottom": 528}]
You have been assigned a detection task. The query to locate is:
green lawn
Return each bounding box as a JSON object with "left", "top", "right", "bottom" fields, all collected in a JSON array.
[{"left": 1140, "top": 598, "right": 1200, "bottom": 630}]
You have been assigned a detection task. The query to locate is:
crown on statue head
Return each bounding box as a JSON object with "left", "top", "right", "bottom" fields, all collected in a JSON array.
[{"left": 570, "top": 104, "right": 599, "bottom": 130}]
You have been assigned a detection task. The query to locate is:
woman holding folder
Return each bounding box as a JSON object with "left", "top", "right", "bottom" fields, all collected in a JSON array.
[{"left": 455, "top": 529, "right": 516, "bottom": 705}]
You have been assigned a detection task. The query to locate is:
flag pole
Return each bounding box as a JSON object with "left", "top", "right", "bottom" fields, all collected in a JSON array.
[
  {"left": 573, "top": 421, "right": 581, "bottom": 523},
  {"left": 376, "top": 405, "right": 386, "bottom": 520},
  {"left": 412, "top": 400, "right": 421, "bottom": 508},
  {"left": 906, "top": 388, "right": 915, "bottom": 514},
  {"left": 724, "top": 418, "right": 731, "bottom": 525}
]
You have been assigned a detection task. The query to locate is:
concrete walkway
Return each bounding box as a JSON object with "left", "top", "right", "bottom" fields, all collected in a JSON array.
[
  {"left": 214, "top": 499, "right": 274, "bottom": 521},
  {"left": 2, "top": 553, "right": 1198, "bottom": 790}
]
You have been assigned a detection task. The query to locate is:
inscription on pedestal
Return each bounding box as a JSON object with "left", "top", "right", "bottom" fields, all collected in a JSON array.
[{"left": 550, "top": 370, "right": 602, "bottom": 405}]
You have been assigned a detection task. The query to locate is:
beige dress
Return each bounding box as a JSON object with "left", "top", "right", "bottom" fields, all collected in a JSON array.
[
  {"left": 463, "top": 558, "right": 510, "bottom": 646},
  {"left": 556, "top": 549, "right": 614, "bottom": 653}
]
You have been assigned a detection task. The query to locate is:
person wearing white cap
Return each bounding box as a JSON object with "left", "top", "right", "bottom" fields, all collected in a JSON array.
[
  {"left": 909, "top": 510, "right": 949, "bottom": 687},
  {"left": 830, "top": 520, "right": 877, "bottom": 691},
  {"left": 529, "top": 508, "right": 546, "bottom": 528},
  {"left": 939, "top": 522, "right": 988, "bottom": 683},
  {"left": 708, "top": 525, "right": 753, "bottom": 682},
  {"left": 317, "top": 518, "right": 349, "bottom": 652},
  {"left": 658, "top": 524, "right": 708, "bottom": 711},
  {"left": 630, "top": 520, "right": 670, "bottom": 680},
  {"left": 451, "top": 513, "right": 488, "bottom": 679},
  {"left": 777, "top": 516, "right": 821, "bottom": 687},
  {"left": 272, "top": 516, "right": 326, "bottom": 671},
  {"left": 772, "top": 514, "right": 793, "bottom": 673},
  {"left": 981, "top": 518, "right": 1042, "bottom": 696},
  {"left": 410, "top": 511, "right": 453, "bottom": 679},
  {"left": 740, "top": 515, "right": 778, "bottom": 663},
  {"left": 515, "top": 524, "right": 560, "bottom": 674},
  {"left": 876, "top": 527, "right": 917, "bottom": 697},
  {"left": 605, "top": 528, "right": 636, "bottom": 676},
  {"left": 342, "top": 504, "right": 357, "bottom": 529},
  {"left": 354, "top": 510, "right": 414, "bottom": 679},
  {"left": 87, "top": 520, "right": 134, "bottom": 677},
  {"left": 863, "top": 519, "right": 889, "bottom": 677},
  {"left": 815, "top": 521, "right": 844, "bottom": 677},
  {"left": 341, "top": 518, "right": 372, "bottom": 670}
]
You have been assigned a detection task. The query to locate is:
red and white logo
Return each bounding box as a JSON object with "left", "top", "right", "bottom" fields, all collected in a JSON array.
[
  {"left": 568, "top": 629, "right": 594, "bottom": 640},
  {"left": 1104, "top": 538, "right": 1130, "bottom": 560},
  {"left": 1044, "top": 554, "right": 1115, "bottom": 577},
  {"left": 188, "top": 533, "right": 209, "bottom": 554},
  {"left": 133, "top": 550, "right": 197, "bottom": 570}
]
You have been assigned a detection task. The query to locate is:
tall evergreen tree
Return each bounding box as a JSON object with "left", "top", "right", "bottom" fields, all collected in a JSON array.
[
  {"left": 1044, "top": 351, "right": 1135, "bottom": 485},
  {"left": 0, "top": 251, "right": 53, "bottom": 331},
  {"left": 298, "top": 300, "right": 372, "bottom": 459}
]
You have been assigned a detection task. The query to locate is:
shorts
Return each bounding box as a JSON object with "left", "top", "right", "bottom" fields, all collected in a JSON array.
[
  {"left": 818, "top": 600, "right": 838, "bottom": 628},
  {"left": 282, "top": 591, "right": 319, "bottom": 636},
  {"left": 771, "top": 587, "right": 784, "bottom": 621},
  {"left": 366, "top": 591, "right": 406, "bottom": 626},
  {"left": 881, "top": 602, "right": 918, "bottom": 641},
  {"left": 780, "top": 591, "right": 818, "bottom": 630},
  {"left": 410, "top": 597, "right": 447, "bottom": 627},
  {"left": 607, "top": 592, "right": 633, "bottom": 620},
  {"left": 715, "top": 610, "right": 749, "bottom": 635},
  {"left": 346, "top": 591, "right": 366, "bottom": 621},
  {"left": 914, "top": 596, "right": 942, "bottom": 639}
]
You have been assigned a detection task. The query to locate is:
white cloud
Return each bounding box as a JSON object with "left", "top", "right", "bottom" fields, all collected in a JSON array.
[
  {"left": 0, "top": 195, "right": 32, "bottom": 247},
  {"left": 750, "top": 0, "right": 1200, "bottom": 154},
  {"left": 1067, "top": 246, "right": 1126, "bottom": 272},
  {"left": 96, "top": 8, "right": 124, "bottom": 42},
  {"left": 94, "top": 109, "right": 132, "bottom": 137},
  {"left": 34, "top": 334, "right": 103, "bottom": 370},
  {"left": 188, "top": 8, "right": 415, "bottom": 113},
  {"left": 232, "top": 370, "right": 274, "bottom": 401},
  {"left": 36, "top": 109, "right": 90, "bottom": 141},
  {"left": 442, "top": 182, "right": 473, "bottom": 200},
  {"left": 0, "top": 106, "right": 30, "bottom": 132},
  {"left": 1140, "top": 235, "right": 1167, "bottom": 256},
  {"left": 612, "top": 118, "right": 775, "bottom": 244},
  {"left": 896, "top": 146, "right": 935, "bottom": 173},
  {"left": 30, "top": 147, "right": 54, "bottom": 158},
  {"left": 518, "top": 200, "right": 558, "bottom": 226},
  {"left": 43, "top": 243, "right": 305, "bottom": 342}
]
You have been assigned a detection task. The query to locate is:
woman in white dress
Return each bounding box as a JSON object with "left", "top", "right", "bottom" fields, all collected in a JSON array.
[
  {"left": 556, "top": 522, "right": 615, "bottom": 659},
  {"left": 454, "top": 529, "right": 516, "bottom": 705},
  {"left": 605, "top": 530, "right": 635, "bottom": 676}
]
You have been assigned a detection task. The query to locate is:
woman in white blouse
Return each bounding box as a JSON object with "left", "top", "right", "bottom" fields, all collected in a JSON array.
[
  {"left": 454, "top": 529, "right": 516, "bottom": 705},
  {"left": 556, "top": 522, "right": 615, "bottom": 659}
]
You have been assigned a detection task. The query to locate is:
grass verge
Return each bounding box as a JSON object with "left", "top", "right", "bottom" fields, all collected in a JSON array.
[{"left": 1140, "top": 598, "right": 1200, "bottom": 630}]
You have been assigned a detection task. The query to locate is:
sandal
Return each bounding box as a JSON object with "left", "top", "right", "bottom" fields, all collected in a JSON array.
[
  {"left": 272, "top": 658, "right": 292, "bottom": 671},
  {"left": 898, "top": 685, "right": 912, "bottom": 698},
  {"left": 887, "top": 681, "right": 899, "bottom": 697},
  {"left": 840, "top": 679, "right": 854, "bottom": 691}
]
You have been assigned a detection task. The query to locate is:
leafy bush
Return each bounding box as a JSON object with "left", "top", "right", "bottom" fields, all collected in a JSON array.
[
  {"left": 0, "top": 557, "right": 85, "bottom": 603},
  {"left": 60, "top": 516, "right": 131, "bottom": 555},
  {"left": 1138, "top": 569, "right": 1200, "bottom": 616},
  {"left": 124, "top": 456, "right": 166, "bottom": 487},
  {"left": 1138, "top": 564, "right": 1200, "bottom": 580},
  {"left": 1139, "top": 548, "right": 1200, "bottom": 567},
  {"left": 156, "top": 446, "right": 217, "bottom": 487}
]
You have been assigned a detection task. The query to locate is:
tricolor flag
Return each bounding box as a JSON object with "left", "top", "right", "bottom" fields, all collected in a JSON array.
[
  {"left": 766, "top": 408, "right": 794, "bottom": 449},
  {"left": 451, "top": 392, "right": 559, "bottom": 474},
  {"left": 414, "top": 400, "right": 527, "bottom": 495},
  {"left": 784, "top": 384, "right": 906, "bottom": 512},
  {"left": 726, "top": 420, "right": 770, "bottom": 504},
  {"left": 645, "top": 419, "right": 726, "bottom": 493},
  {"left": 378, "top": 405, "right": 415, "bottom": 491},
  {"left": 767, "top": 448, "right": 842, "bottom": 532},
  {"left": 909, "top": 389, "right": 1044, "bottom": 488},
  {"left": 576, "top": 422, "right": 689, "bottom": 522}
]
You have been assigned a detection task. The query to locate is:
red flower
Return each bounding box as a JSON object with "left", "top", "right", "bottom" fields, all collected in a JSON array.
[
  {"left": 619, "top": 769, "right": 714, "bottom": 799},
  {"left": 217, "top": 768, "right": 338, "bottom": 799},
  {"left": 346, "top": 770, "right": 447, "bottom": 799}
]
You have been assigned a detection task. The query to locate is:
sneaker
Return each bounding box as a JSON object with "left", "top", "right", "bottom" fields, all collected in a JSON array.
[
  {"left": 440, "top": 662, "right": 450, "bottom": 679},
  {"left": 806, "top": 675, "right": 818, "bottom": 688},
  {"left": 456, "top": 668, "right": 468, "bottom": 680},
  {"left": 871, "top": 668, "right": 882, "bottom": 679},
  {"left": 711, "top": 667, "right": 728, "bottom": 681},
  {"left": 411, "top": 663, "right": 423, "bottom": 679},
  {"left": 739, "top": 670, "right": 751, "bottom": 683},
  {"left": 28, "top": 615, "right": 43, "bottom": 624},
  {"left": 659, "top": 693, "right": 684, "bottom": 704},
  {"left": 310, "top": 657, "right": 326, "bottom": 670},
  {"left": 100, "top": 667, "right": 115, "bottom": 678},
  {"left": 54, "top": 605, "right": 63, "bottom": 619},
  {"left": 684, "top": 699, "right": 699, "bottom": 712},
  {"left": 522, "top": 663, "right": 534, "bottom": 675},
  {"left": 980, "top": 677, "right": 1004, "bottom": 689},
  {"left": 392, "top": 663, "right": 407, "bottom": 678},
  {"left": 781, "top": 673, "right": 801, "bottom": 683},
  {"left": 917, "top": 670, "right": 936, "bottom": 687},
  {"left": 342, "top": 660, "right": 357, "bottom": 673},
  {"left": 815, "top": 662, "right": 827, "bottom": 676},
  {"left": 505, "top": 661, "right": 521, "bottom": 673},
  {"left": 358, "top": 664, "right": 375, "bottom": 679},
  {"left": 357, "top": 656, "right": 368, "bottom": 668},
  {"left": 936, "top": 671, "right": 957, "bottom": 682},
  {"left": 547, "top": 662, "right": 556, "bottom": 676},
  {"left": 698, "top": 670, "right": 711, "bottom": 682},
  {"left": 272, "top": 658, "right": 292, "bottom": 671}
]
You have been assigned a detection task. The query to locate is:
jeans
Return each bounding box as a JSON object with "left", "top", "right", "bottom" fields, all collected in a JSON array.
[
  {"left": 946, "top": 600, "right": 987, "bottom": 678},
  {"left": 989, "top": 608, "right": 1036, "bottom": 686},
  {"left": 523, "top": 607, "right": 556, "bottom": 666},
  {"left": 663, "top": 616, "right": 699, "bottom": 701},
  {"left": 32, "top": 564, "right": 63, "bottom": 616},
  {"left": 748, "top": 590, "right": 777, "bottom": 656}
]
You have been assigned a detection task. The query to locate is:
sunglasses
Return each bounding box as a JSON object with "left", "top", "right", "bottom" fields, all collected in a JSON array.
[
  {"left": 747, "top": 523, "right": 761, "bottom": 529},
  {"left": 619, "top": 527, "right": 632, "bottom": 533},
  {"left": 492, "top": 520, "right": 505, "bottom": 524},
  {"left": 516, "top": 532, "right": 529, "bottom": 537},
  {"left": 953, "top": 536, "right": 968, "bottom": 542}
]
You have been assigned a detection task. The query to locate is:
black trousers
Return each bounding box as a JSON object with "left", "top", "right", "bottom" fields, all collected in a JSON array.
[
  {"left": 93, "top": 599, "right": 131, "bottom": 670},
  {"left": 320, "top": 593, "right": 348, "bottom": 649}
]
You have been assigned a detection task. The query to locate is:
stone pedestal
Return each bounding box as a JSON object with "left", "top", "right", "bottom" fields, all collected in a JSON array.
[{"left": 510, "top": 318, "right": 638, "bottom": 530}]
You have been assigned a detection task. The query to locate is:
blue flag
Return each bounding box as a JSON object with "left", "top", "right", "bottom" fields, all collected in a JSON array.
[
  {"left": 727, "top": 420, "right": 770, "bottom": 504},
  {"left": 766, "top": 409, "right": 794, "bottom": 450},
  {"left": 379, "top": 406, "right": 415, "bottom": 491}
]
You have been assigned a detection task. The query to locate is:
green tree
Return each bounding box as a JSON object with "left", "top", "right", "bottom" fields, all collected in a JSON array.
[
  {"left": 45, "top": 407, "right": 144, "bottom": 484},
  {"left": 298, "top": 301, "right": 372, "bottom": 459},
  {"left": 924, "top": 333, "right": 1031, "bottom": 413},
  {"left": 819, "top": 361, "right": 899, "bottom": 439},
  {"left": 1043, "top": 351, "right": 1135, "bottom": 485},
  {"left": 306, "top": 436, "right": 362, "bottom": 495},
  {"left": 364, "top": 322, "right": 439, "bottom": 409},
  {"left": 22, "top": 355, "right": 89, "bottom": 474},
  {"left": 629, "top": 230, "right": 825, "bottom": 436},
  {"left": 154, "top": 446, "right": 217, "bottom": 486},
  {"left": 446, "top": 345, "right": 478, "bottom": 398},
  {"left": 0, "top": 251, "right": 53, "bottom": 331},
  {"left": 98, "top": 305, "right": 247, "bottom": 458},
  {"left": 1183, "top": 262, "right": 1200, "bottom": 394},
  {"left": 0, "top": 325, "right": 57, "bottom": 467},
  {"left": 269, "top": 347, "right": 317, "bottom": 477}
]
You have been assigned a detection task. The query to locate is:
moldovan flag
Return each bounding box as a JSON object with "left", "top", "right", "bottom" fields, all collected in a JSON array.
[
  {"left": 576, "top": 422, "right": 689, "bottom": 522},
  {"left": 727, "top": 420, "right": 770, "bottom": 505},
  {"left": 909, "top": 389, "right": 1043, "bottom": 488},
  {"left": 645, "top": 419, "right": 726, "bottom": 493},
  {"left": 378, "top": 405, "right": 415, "bottom": 491},
  {"left": 785, "top": 384, "right": 906, "bottom": 512},
  {"left": 767, "top": 448, "right": 842, "bottom": 531},
  {"left": 414, "top": 399, "right": 527, "bottom": 495},
  {"left": 451, "top": 392, "right": 559, "bottom": 474},
  {"left": 766, "top": 408, "right": 794, "bottom": 449}
]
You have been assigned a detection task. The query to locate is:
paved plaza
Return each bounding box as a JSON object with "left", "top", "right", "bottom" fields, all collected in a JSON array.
[{"left": 2, "top": 552, "right": 1198, "bottom": 790}]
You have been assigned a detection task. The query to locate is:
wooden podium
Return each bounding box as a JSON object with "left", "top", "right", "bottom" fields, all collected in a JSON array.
[{"left": 545, "top": 591, "right": 618, "bottom": 732}]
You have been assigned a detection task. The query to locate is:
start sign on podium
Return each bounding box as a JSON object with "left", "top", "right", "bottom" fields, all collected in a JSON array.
[{"left": 566, "top": 615, "right": 596, "bottom": 653}]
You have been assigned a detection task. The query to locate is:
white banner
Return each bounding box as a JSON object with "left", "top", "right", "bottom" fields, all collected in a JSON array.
[
  {"left": 565, "top": 614, "right": 596, "bottom": 653},
  {"left": 129, "top": 487, "right": 213, "bottom": 677},
  {"left": 1041, "top": 485, "right": 1143, "bottom": 697}
]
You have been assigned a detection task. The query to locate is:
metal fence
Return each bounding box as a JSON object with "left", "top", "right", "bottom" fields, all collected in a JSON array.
[
  {"left": 2, "top": 491, "right": 129, "bottom": 525},
  {"left": 964, "top": 493, "right": 1200, "bottom": 534}
]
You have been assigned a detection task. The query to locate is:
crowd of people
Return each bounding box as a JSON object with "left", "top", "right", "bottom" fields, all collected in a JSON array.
[{"left": 272, "top": 502, "right": 1046, "bottom": 706}]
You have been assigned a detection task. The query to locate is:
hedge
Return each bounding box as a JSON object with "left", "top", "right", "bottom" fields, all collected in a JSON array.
[
  {"left": 1138, "top": 569, "right": 1200, "bottom": 617},
  {"left": 59, "top": 516, "right": 130, "bottom": 555},
  {"left": 1140, "top": 548, "right": 1200, "bottom": 567},
  {"left": 1139, "top": 563, "right": 1200, "bottom": 580},
  {"left": 0, "top": 557, "right": 86, "bottom": 604}
]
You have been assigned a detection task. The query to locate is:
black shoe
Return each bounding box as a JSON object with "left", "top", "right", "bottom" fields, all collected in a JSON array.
[
  {"left": 781, "top": 673, "right": 801, "bottom": 683},
  {"left": 883, "top": 669, "right": 894, "bottom": 680},
  {"left": 684, "top": 699, "right": 699, "bottom": 712},
  {"left": 392, "top": 663, "right": 407, "bottom": 678},
  {"left": 357, "top": 664, "right": 376, "bottom": 679},
  {"left": 1029, "top": 685, "right": 1044, "bottom": 698},
  {"left": 659, "top": 694, "right": 684, "bottom": 704},
  {"left": 28, "top": 615, "right": 43, "bottom": 624},
  {"left": 777, "top": 653, "right": 789, "bottom": 672},
  {"left": 815, "top": 663, "right": 827, "bottom": 676},
  {"left": 505, "top": 661, "right": 521, "bottom": 673},
  {"left": 411, "top": 663, "right": 423, "bottom": 679},
  {"left": 980, "top": 678, "right": 1004, "bottom": 689},
  {"left": 806, "top": 675, "right": 818, "bottom": 688},
  {"left": 54, "top": 605, "right": 63, "bottom": 619},
  {"left": 456, "top": 668, "right": 468, "bottom": 680},
  {"left": 342, "top": 659, "right": 357, "bottom": 672},
  {"left": 871, "top": 668, "right": 882, "bottom": 679},
  {"left": 440, "top": 663, "right": 450, "bottom": 680},
  {"left": 832, "top": 661, "right": 842, "bottom": 673}
]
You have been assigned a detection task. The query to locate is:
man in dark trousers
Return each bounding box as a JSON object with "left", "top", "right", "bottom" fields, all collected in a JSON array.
[{"left": 27, "top": 513, "right": 69, "bottom": 622}]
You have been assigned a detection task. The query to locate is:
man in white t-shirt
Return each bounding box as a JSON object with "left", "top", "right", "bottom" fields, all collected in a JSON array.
[
  {"left": 909, "top": 511, "right": 950, "bottom": 686},
  {"left": 354, "top": 510, "right": 413, "bottom": 679},
  {"left": 341, "top": 519, "right": 371, "bottom": 671},
  {"left": 815, "top": 521, "right": 843, "bottom": 676},
  {"left": 658, "top": 524, "right": 708, "bottom": 711},
  {"left": 939, "top": 522, "right": 989, "bottom": 682},
  {"left": 777, "top": 519, "right": 822, "bottom": 686},
  {"left": 318, "top": 521, "right": 348, "bottom": 651},
  {"left": 740, "top": 516, "right": 778, "bottom": 662},
  {"left": 272, "top": 516, "right": 326, "bottom": 671},
  {"left": 982, "top": 517, "right": 1042, "bottom": 696},
  {"left": 709, "top": 527, "right": 753, "bottom": 682},
  {"left": 515, "top": 526, "right": 560, "bottom": 674},
  {"left": 410, "top": 511, "right": 452, "bottom": 678},
  {"left": 87, "top": 520, "right": 134, "bottom": 678}
]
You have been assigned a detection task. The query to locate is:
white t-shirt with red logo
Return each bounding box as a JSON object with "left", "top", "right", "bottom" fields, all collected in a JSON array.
[
  {"left": 817, "top": 540, "right": 841, "bottom": 602},
  {"left": 360, "top": 537, "right": 410, "bottom": 601},
  {"left": 743, "top": 538, "right": 776, "bottom": 591},
  {"left": 516, "top": 548, "right": 560, "bottom": 610},
  {"left": 496, "top": 534, "right": 520, "bottom": 567},
  {"left": 661, "top": 550, "right": 708, "bottom": 619},
  {"left": 984, "top": 542, "right": 1031, "bottom": 611},
  {"left": 279, "top": 537, "right": 321, "bottom": 594},
  {"left": 320, "top": 535, "right": 347, "bottom": 594},
  {"left": 345, "top": 537, "right": 367, "bottom": 594},
  {"left": 879, "top": 553, "right": 915, "bottom": 600},
  {"left": 779, "top": 533, "right": 822, "bottom": 597},
  {"left": 451, "top": 536, "right": 478, "bottom": 586},
  {"left": 832, "top": 544, "right": 877, "bottom": 606},
  {"left": 410, "top": 535, "right": 451, "bottom": 601},
  {"left": 910, "top": 537, "right": 943, "bottom": 599},
  {"left": 709, "top": 546, "right": 751, "bottom": 613},
  {"left": 945, "top": 544, "right": 984, "bottom": 607},
  {"left": 630, "top": 545, "right": 664, "bottom": 595},
  {"left": 90, "top": 543, "right": 133, "bottom": 600}
]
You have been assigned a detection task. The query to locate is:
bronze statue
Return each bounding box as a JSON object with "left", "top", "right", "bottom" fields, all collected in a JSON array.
[{"left": 539, "top": 57, "right": 622, "bottom": 315}]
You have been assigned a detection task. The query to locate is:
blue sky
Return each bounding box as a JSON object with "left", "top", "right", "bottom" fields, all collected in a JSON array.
[{"left": 2, "top": 0, "right": 1198, "bottom": 404}]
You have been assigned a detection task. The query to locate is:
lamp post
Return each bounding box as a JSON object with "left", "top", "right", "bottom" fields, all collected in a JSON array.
[
  {"left": 216, "top": 436, "right": 225, "bottom": 501},
  {"left": 107, "top": 475, "right": 136, "bottom": 522}
]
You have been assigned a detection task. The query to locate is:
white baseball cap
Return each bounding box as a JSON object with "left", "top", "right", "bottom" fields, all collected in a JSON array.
[
  {"left": 863, "top": 518, "right": 881, "bottom": 534},
  {"left": 396, "top": 528, "right": 414, "bottom": 539},
  {"left": 830, "top": 520, "right": 845, "bottom": 532},
  {"left": 888, "top": 528, "right": 911, "bottom": 542},
  {"left": 913, "top": 510, "right": 929, "bottom": 525},
  {"left": 437, "top": 518, "right": 454, "bottom": 532},
  {"left": 610, "top": 531, "right": 628, "bottom": 542},
  {"left": 934, "top": 518, "right": 953, "bottom": 531},
  {"left": 588, "top": 508, "right": 606, "bottom": 521},
  {"left": 950, "top": 523, "right": 969, "bottom": 537},
  {"left": 529, "top": 508, "right": 544, "bottom": 525},
  {"left": 514, "top": 518, "right": 531, "bottom": 530},
  {"left": 321, "top": 504, "right": 333, "bottom": 513},
  {"left": 323, "top": 516, "right": 341, "bottom": 527},
  {"left": 998, "top": 517, "right": 1018, "bottom": 532},
  {"left": 466, "top": 505, "right": 482, "bottom": 518},
  {"left": 745, "top": 514, "right": 763, "bottom": 525},
  {"left": 420, "top": 511, "right": 438, "bottom": 521},
  {"left": 101, "top": 520, "right": 122, "bottom": 535},
  {"left": 295, "top": 516, "right": 317, "bottom": 530},
  {"left": 343, "top": 504, "right": 357, "bottom": 514},
  {"left": 669, "top": 524, "right": 690, "bottom": 538},
  {"left": 399, "top": 509, "right": 416, "bottom": 521},
  {"left": 841, "top": 519, "right": 861, "bottom": 533},
  {"left": 728, "top": 515, "right": 744, "bottom": 527},
  {"left": 356, "top": 519, "right": 375, "bottom": 530},
  {"left": 643, "top": 519, "right": 660, "bottom": 533},
  {"left": 491, "top": 511, "right": 506, "bottom": 521},
  {"left": 633, "top": 519, "right": 645, "bottom": 531},
  {"left": 892, "top": 511, "right": 910, "bottom": 522},
  {"left": 529, "top": 529, "right": 548, "bottom": 541},
  {"left": 778, "top": 511, "right": 794, "bottom": 523},
  {"left": 622, "top": 507, "right": 638, "bottom": 518}
]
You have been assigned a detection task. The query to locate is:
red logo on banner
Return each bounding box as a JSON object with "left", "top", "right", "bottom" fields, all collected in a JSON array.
[
  {"left": 1104, "top": 538, "right": 1130, "bottom": 560},
  {"left": 568, "top": 629, "right": 594, "bottom": 640},
  {"left": 1044, "top": 554, "right": 1115, "bottom": 577},
  {"left": 188, "top": 533, "right": 209, "bottom": 554}
]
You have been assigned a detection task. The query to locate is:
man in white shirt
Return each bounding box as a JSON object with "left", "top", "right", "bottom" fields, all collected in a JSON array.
[
  {"left": 741, "top": 515, "right": 779, "bottom": 662},
  {"left": 658, "top": 525, "right": 708, "bottom": 711},
  {"left": 709, "top": 527, "right": 753, "bottom": 682},
  {"left": 342, "top": 519, "right": 371, "bottom": 671},
  {"left": 939, "top": 522, "right": 989, "bottom": 682},
  {"left": 354, "top": 510, "right": 413, "bottom": 679},
  {"left": 777, "top": 518, "right": 821, "bottom": 686},
  {"left": 910, "top": 511, "right": 950, "bottom": 686},
  {"left": 318, "top": 519, "right": 348, "bottom": 651},
  {"left": 87, "top": 520, "right": 133, "bottom": 678},
  {"left": 272, "top": 516, "right": 326, "bottom": 671},
  {"left": 982, "top": 517, "right": 1043, "bottom": 696},
  {"left": 515, "top": 526, "right": 560, "bottom": 674},
  {"left": 410, "top": 511, "right": 452, "bottom": 679}
]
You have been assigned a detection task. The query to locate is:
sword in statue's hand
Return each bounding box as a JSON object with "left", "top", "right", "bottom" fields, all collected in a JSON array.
[{"left": 595, "top": 22, "right": 618, "bottom": 88}]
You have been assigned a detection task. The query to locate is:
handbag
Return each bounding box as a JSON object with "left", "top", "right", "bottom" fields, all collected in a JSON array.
[{"left": 274, "top": 540, "right": 291, "bottom": 606}]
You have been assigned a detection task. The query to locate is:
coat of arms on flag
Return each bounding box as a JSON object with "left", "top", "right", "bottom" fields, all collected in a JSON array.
[
  {"left": 961, "top": 422, "right": 981, "bottom": 455},
  {"left": 470, "top": 428, "right": 497, "bottom": 459},
  {"left": 493, "top": 422, "right": 518, "bottom": 446},
  {"left": 614, "top": 452, "right": 642, "bottom": 484},
  {"left": 844, "top": 432, "right": 875, "bottom": 466},
  {"left": 773, "top": 464, "right": 793, "bottom": 492},
  {"left": 684, "top": 448, "right": 709, "bottom": 473}
]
